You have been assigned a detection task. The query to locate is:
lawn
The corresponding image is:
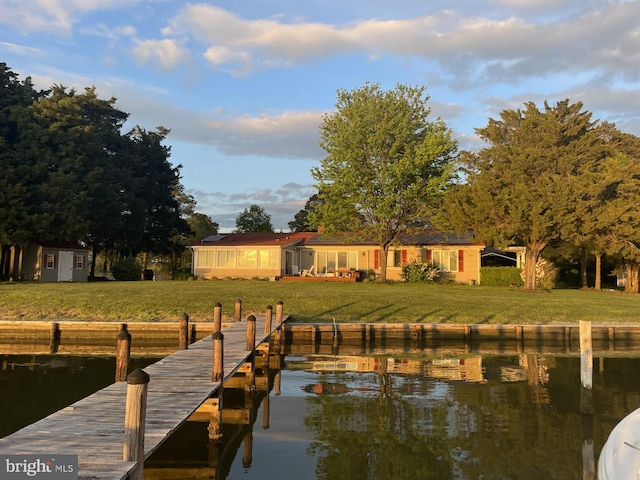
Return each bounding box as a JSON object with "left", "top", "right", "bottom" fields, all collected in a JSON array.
[{"left": 1, "top": 280, "right": 639, "bottom": 325}]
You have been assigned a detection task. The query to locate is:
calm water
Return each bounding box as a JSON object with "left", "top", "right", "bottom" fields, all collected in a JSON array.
[{"left": 2, "top": 350, "right": 640, "bottom": 479}]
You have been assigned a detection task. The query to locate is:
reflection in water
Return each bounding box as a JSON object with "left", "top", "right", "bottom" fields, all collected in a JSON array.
[
  {"left": 146, "top": 352, "right": 640, "bottom": 480},
  {"left": 2, "top": 351, "right": 640, "bottom": 479},
  {"left": 0, "top": 354, "right": 158, "bottom": 438}
]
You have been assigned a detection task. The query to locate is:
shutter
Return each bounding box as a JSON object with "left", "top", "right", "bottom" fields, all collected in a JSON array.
[
  {"left": 374, "top": 250, "right": 379, "bottom": 270},
  {"left": 458, "top": 250, "right": 464, "bottom": 272},
  {"left": 426, "top": 250, "right": 432, "bottom": 262},
  {"left": 401, "top": 250, "right": 407, "bottom": 264}
]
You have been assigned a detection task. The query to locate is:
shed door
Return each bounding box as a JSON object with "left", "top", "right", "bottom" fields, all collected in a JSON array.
[{"left": 58, "top": 251, "right": 74, "bottom": 282}]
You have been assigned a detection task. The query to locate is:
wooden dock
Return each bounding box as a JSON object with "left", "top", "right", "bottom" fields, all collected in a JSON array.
[{"left": 0, "top": 315, "right": 284, "bottom": 480}]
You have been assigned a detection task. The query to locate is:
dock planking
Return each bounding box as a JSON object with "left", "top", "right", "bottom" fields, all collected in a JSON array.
[{"left": 0, "top": 316, "right": 284, "bottom": 480}]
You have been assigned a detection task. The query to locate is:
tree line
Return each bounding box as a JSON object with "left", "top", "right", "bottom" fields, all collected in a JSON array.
[
  {"left": 0, "top": 63, "right": 217, "bottom": 280},
  {"left": 292, "top": 83, "right": 640, "bottom": 290},
  {"left": 4, "top": 60, "right": 640, "bottom": 290}
]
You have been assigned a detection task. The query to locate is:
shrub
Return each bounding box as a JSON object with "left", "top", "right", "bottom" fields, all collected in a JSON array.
[
  {"left": 401, "top": 260, "right": 440, "bottom": 283},
  {"left": 533, "top": 258, "right": 558, "bottom": 289},
  {"left": 480, "top": 266, "right": 523, "bottom": 286},
  {"left": 110, "top": 257, "right": 142, "bottom": 281}
]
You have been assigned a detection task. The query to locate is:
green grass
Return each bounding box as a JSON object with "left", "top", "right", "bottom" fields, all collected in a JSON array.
[{"left": 1, "top": 280, "right": 639, "bottom": 325}]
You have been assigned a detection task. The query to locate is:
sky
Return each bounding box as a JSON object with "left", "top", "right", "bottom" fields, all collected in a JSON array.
[{"left": 1, "top": 0, "right": 639, "bottom": 231}]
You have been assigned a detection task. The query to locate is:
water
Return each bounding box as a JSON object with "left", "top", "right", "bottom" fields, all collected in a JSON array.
[{"left": 2, "top": 351, "right": 639, "bottom": 479}]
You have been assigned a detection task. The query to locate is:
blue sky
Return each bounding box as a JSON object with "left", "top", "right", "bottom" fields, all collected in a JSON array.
[{"left": 2, "top": 0, "right": 639, "bottom": 231}]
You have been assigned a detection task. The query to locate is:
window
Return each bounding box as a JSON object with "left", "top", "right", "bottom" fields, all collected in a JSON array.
[
  {"left": 75, "top": 255, "right": 84, "bottom": 269},
  {"left": 237, "top": 249, "right": 257, "bottom": 268},
  {"left": 45, "top": 254, "right": 55, "bottom": 269},
  {"left": 258, "top": 249, "right": 279, "bottom": 269},
  {"left": 316, "top": 251, "right": 358, "bottom": 274},
  {"left": 432, "top": 250, "right": 459, "bottom": 272},
  {"left": 217, "top": 249, "right": 236, "bottom": 268},
  {"left": 390, "top": 250, "right": 407, "bottom": 267},
  {"left": 196, "top": 250, "right": 215, "bottom": 268}
]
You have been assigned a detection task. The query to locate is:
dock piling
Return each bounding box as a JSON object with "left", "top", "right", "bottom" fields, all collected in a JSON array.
[
  {"left": 123, "top": 368, "right": 150, "bottom": 480},
  {"left": 246, "top": 315, "right": 256, "bottom": 351},
  {"left": 179, "top": 312, "right": 190, "bottom": 350},
  {"left": 49, "top": 322, "right": 60, "bottom": 353},
  {"left": 265, "top": 305, "right": 273, "bottom": 335},
  {"left": 235, "top": 299, "right": 242, "bottom": 322},
  {"left": 212, "top": 331, "right": 224, "bottom": 382},
  {"left": 213, "top": 302, "right": 222, "bottom": 333},
  {"left": 115, "top": 326, "right": 132, "bottom": 382},
  {"left": 580, "top": 320, "right": 594, "bottom": 414}
]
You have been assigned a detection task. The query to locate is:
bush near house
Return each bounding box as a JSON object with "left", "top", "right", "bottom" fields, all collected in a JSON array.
[
  {"left": 401, "top": 260, "right": 441, "bottom": 283},
  {"left": 111, "top": 257, "right": 142, "bottom": 281},
  {"left": 480, "top": 266, "right": 523, "bottom": 286}
]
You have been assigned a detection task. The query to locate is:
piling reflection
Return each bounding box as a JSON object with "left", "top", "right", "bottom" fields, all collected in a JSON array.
[
  {"left": 4, "top": 339, "right": 638, "bottom": 479},
  {"left": 140, "top": 348, "right": 640, "bottom": 480}
]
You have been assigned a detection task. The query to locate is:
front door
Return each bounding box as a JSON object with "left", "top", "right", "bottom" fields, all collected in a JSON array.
[{"left": 58, "top": 251, "right": 74, "bottom": 282}]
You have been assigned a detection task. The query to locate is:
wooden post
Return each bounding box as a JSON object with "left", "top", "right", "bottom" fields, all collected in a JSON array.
[
  {"left": 262, "top": 394, "right": 270, "bottom": 430},
  {"left": 212, "top": 302, "right": 222, "bottom": 333},
  {"left": 115, "top": 326, "right": 132, "bottom": 382},
  {"left": 246, "top": 315, "right": 256, "bottom": 351},
  {"left": 212, "top": 331, "right": 224, "bottom": 382},
  {"left": 209, "top": 330, "right": 224, "bottom": 442},
  {"left": 242, "top": 430, "right": 253, "bottom": 468},
  {"left": 580, "top": 320, "right": 594, "bottom": 414},
  {"left": 564, "top": 326, "right": 571, "bottom": 352},
  {"left": 245, "top": 315, "right": 256, "bottom": 394},
  {"left": 179, "top": 312, "right": 189, "bottom": 350},
  {"left": 275, "top": 301, "right": 284, "bottom": 325},
  {"left": 607, "top": 326, "right": 615, "bottom": 352},
  {"left": 50, "top": 322, "right": 60, "bottom": 342},
  {"left": 123, "top": 368, "right": 150, "bottom": 480},
  {"left": 49, "top": 322, "right": 60, "bottom": 354},
  {"left": 207, "top": 397, "right": 223, "bottom": 443},
  {"left": 582, "top": 411, "right": 596, "bottom": 480},
  {"left": 274, "top": 370, "right": 282, "bottom": 395},
  {"left": 234, "top": 299, "right": 242, "bottom": 322},
  {"left": 265, "top": 305, "right": 273, "bottom": 335}
]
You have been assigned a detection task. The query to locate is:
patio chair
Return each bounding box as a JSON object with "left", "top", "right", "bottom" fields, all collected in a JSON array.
[{"left": 302, "top": 265, "right": 315, "bottom": 277}]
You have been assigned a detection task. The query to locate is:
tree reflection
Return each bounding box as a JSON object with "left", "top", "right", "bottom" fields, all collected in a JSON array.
[{"left": 299, "top": 354, "right": 610, "bottom": 480}]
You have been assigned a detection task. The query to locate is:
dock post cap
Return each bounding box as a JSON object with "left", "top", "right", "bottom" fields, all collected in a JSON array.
[
  {"left": 180, "top": 312, "right": 189, "bottom": 321},
  {"left": 247, "top": 315, "right": 256, "bottom": 322},
  {"left": 212, "top": 331, "right": 224, "bottom": 340},
  {"left": 277, "top": 300, "right": 283, "bottom": 306},
  {"left": 127, "top": 368, "right": 150, "bottom": 385},
  {"left": 214, "top": 302, "right": 222, "bottom": 307}
]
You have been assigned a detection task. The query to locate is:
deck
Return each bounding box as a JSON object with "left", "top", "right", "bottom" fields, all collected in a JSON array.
[
  {"left": 279, "top": 269, "right": 363, "bottom": 283},
  {"left": 0, "top": 316, "right": 284, "bottom": 480}
]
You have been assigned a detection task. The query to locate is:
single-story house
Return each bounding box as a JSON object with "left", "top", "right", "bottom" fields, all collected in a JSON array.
[
  {"left": 190, "top": 230, "right": 485, "bottom": 284},
  {"left": 17, "top": 241, "right": 89, "bottom": 282}
]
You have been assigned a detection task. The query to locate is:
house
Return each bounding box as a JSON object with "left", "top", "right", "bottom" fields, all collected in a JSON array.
[
  {"left": 17, "top": 241, "right": 89, "bottom": 282},
  {"left": 190, "top": 230, "right": 484, "bottom": 284}
]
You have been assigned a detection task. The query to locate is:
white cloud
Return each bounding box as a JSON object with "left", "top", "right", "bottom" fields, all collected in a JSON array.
[
  {"left": 131, "top": 38, "right": 190, "bottom": 69},
  {"left": 151, "top": 1, "right": 640, "bottom": 90},
  {"left": 0, "top": 0, "right": 144, "bottom": 35},
  {"left": 0, "top": 42, "right": 47, "bottom": 57}
]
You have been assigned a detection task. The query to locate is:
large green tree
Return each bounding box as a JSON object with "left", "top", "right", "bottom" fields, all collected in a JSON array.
[
  {"left": 288, "top": 193, "right": 322, "bottom": 232},
  {"left": 310, "top": 83, "right": 457, "bottom": 282},
  {"left": 234, "top": 204, "right": 274, "bottom": 233},
  {"left": 0, "top": 63, "right": 44, "bottom": 279},
  {"left": 447, "top": 100, "right": 606, "bottom": 290}
]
